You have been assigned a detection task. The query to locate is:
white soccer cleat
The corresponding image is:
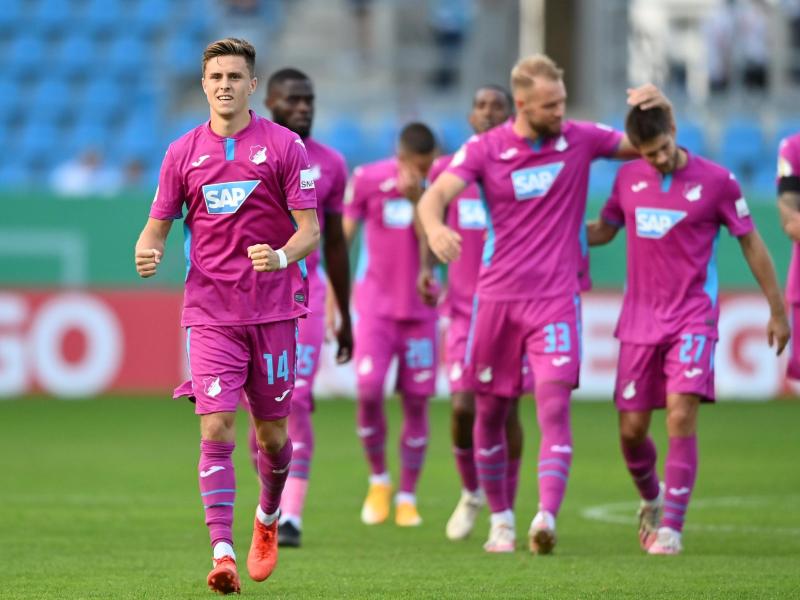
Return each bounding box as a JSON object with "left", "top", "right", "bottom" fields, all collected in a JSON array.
[
  {"left": 648, "top": 526, "right": 683, "bottom": 555},
  {"left": 528, "top": 510, "right": 557, "bottom": 555},
  {"left": 483, "top": 519, "right": 516, "bottom": 553},
  {"left": 638, "top": 482, "right": 665, "bottom": 550},
  {"left": 446, "top": 489, "right": 485, "bottom": 540}
]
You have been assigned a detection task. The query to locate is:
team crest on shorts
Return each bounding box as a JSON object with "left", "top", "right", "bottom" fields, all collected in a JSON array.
[{"left": 250, "top": 145, "right": 267, "bottom": 165}]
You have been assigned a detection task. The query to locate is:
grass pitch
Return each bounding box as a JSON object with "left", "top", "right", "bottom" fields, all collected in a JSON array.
[{"left": 2, "top": 396, "right": 799, "bottom": 599}]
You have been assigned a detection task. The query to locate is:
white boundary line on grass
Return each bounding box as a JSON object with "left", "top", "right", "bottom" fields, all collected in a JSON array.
[{"left": 581, "top": 496, "right": 800, "bottom": 536}]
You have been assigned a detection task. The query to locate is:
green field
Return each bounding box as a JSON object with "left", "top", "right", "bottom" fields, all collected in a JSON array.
[{"left": 3, "top": 396, "right": 799, "bottom": 599}]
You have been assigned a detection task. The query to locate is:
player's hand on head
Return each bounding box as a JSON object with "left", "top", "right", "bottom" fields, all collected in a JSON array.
[
  {"left": 767, "top": 313, "right": 791, "bottom": 356},
  {"left": 247, "top": 243, "right": 279, "bottom": 272},
  {"left": 427, "top": 224, "right": 462, "bottom": 263},
  {"left": 626, "top": 83, "right": 671, "bottom": 112},
  {"left": 397, "top": 166, "right": 424, "bottom": 202},
  {"left": 135, "top": 248, "right": 161, "bottom": 278}
]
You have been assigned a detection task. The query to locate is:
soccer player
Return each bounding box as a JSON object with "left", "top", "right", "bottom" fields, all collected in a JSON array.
[
  {"left": 418, "top": 53, "right": 670, "bottom": 554},
  {"left": 587, "top": 105, "right": 789, "bottom": 555},
  {"left": 425, "top": 85, "right": 524, "bottom": 541},
  {"left": 134, "top": 39, "right": 320, "bottom": 594},
  {"left": 776, "top": 132, "right": 800, "bottom": 379},
  {"left": 261, "top": 67, "right": 353, "bottom": 548},
  {"left": 344, "top": 123, "right": 438, "bottom": 527}
]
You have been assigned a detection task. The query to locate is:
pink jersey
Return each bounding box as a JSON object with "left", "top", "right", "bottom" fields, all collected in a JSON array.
[
  {"left": 150, "top": 111, "right": 317, "bottom": 326},
  {"left": 777, "top": 133, "right": 800, "bottom": 303},
  {"left": 429, "top": 154, "right": 486, "bottom": 317},
  {"left": 446, "top": 119, "right": 622, "bottom": 300},
  {"left": 302, "top": 137, "right": 348, "bottom": 313},
  {"left": 344, "top": 157, "right": 437, "bottom": 321},
  {"left": 601, "top": 152, "right": 754, "bottom": 344}
]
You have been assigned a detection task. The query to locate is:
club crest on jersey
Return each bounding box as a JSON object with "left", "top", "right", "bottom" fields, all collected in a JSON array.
[
  {"left": 457, "top": 198, "right": 487, "bottom": 229},
  {"left": 683, "top": 183, "right": 703, "bottom": 202},
  {"left": 383, "top": 198, "right": 414, "bottom": 228},
  {"left": 511, "top": 162, "right": 564, "bottom": 200},
  {"left": 250, "top": 145, "right": 267, "bottom": 165},
  {"left": 202, "top": 180, "right": 260, "bottom": 214},
  {"left": 635, "top": 207, "right": 686, "bottom": 239}
]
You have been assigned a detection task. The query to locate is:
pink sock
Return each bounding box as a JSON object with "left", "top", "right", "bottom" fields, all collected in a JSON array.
[
  {"left": 453, "top": 446, "right": 479, "bottom": 493},
  {"left": 280, "top": 399, "right": 314, "bottom": 518},
  {"left": 473, "top": 393, "right": 511, "bottom": 513},
  {"left": 506, "top": 458, "right": 521, "bottom": 509},
  {"left": 357, "top": 387, "right": 386, "bottom": 475},
  {"left": 535, "top": 382, "right": 572, "bottom": 517},
  {"left": 199, "top": 439, "right": 236, "bottom": 547},
  {"left": 661, "top": 435, "right": 698, "bottom": 532},
  {"left": 258, "top": 439, "right": 293, "bottom": 515},
  {"left": 399, "top": 394, "right": 429, "bottom": 494},
  {"left": 621, "top": 436, "right": 660, "bottom": 501}
]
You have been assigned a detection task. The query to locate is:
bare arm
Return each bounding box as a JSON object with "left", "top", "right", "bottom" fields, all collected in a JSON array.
[
  {"left": 248, "top": 208, "right": 320, "bottom": 272},
  {"left": 323, "top": 213, "right": 353, "bottom": 363},
  {"left": 737, "top": 229, "right": 790, "bottom": 355},
  {"left": 417, "top": 172, "right": 467, "bottom": 263},
  {"left": 778, "top": 191, "right": 800, "bottom": 242},
  {"left": 134, "top": 217, "right": 173, "bottom": 278},
  {"left": 586, "top": 219, "right": 620, "bottom": 246}
]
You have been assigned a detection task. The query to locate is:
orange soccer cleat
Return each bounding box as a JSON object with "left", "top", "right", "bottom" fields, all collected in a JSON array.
[
  {"left": 247, "top": 516, "right": 279, "bottom": 582},
  {"left": 207, "top": 555, "right": 241, "bottom": 595}
]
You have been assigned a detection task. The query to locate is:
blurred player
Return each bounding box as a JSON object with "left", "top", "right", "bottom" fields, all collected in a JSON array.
[
  {"left": 262, "top": 67, "right": 353, "bottom": 548},
  {"left": 344, "top": 123, "right": 438, "bottom": 527},
  {"left": 587, "top": 105, "right": 789, "bottom": 555},
  {"left": 135, "top": 39, "right": 319, "bottom": 593},
  {"left": 776, "top": 132, "right": 800, "bottom": 379},
  {"left": 425, "top": 85, "right": 523, "bottom": 541},
  {"left": 419, "top": 53, "right": 669, "bottom": 554}
]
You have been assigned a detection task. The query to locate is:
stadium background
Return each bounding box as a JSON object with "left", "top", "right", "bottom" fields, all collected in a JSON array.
[
  {"left": 2, "top": 0, "right": 797, "bottom": 400},
  {"left": 3, "top": 2, "right": 799, "bottom": 598}
]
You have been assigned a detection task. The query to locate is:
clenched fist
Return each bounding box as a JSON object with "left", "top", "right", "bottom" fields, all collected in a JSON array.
[
  {"left": 248, "top": 244, "right": 281, "bottom": 272},
  {"left": 135, "top": 248, "right": 162, "bottom": 278}
]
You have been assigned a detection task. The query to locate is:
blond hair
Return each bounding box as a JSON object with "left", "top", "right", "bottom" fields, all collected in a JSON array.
[
  {"left": 202, "top": 38, "right": 256, "bottom": 77},
  {"left": 510, "top": 54, "right": 563, "bottom": 92}
]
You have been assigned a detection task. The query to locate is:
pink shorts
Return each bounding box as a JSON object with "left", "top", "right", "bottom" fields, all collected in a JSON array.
[
  {"left": 293, "top": 312, "right": 325, "bottom": 412},
  {"left": 468, "top": 295, "right": 581, "bottom": 397},
  {"left": 355, "top": 313, "right": 438, "bottom": 397},
  {"left": 178, "top": 321, "right": 298, "bottom": 422},
  {"left": 447, "top": 303, "right": 534, "bottom": 395},
  {"left": 787, "top": 304, "right": 800, "bottom": 380},
  {"left": 614, "top": 333, "right": 717, "bottom": 412}
]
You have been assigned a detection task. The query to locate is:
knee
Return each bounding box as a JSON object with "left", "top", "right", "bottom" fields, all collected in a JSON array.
[
  {"left": 666, "top": 405, "right": 695, "bottom": 435},
  {"left": 201, "top": 413, "right": 236, "bottom": 443},
  {"left": 537, "top": 402, "right": 569, "bottom": 431},
  {"left": 256, "top": 422, "right": 289, "bottom": 455},
  {"left": 619, "top": 423, "right": 649, "bottom": 447}
]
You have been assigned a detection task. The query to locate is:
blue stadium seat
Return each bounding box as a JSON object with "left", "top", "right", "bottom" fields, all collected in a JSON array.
[
  {"left": 164, "top": 32, "right": 202, "bottom": 77},
  {"left": 437, "top": 116, "right": 472, "bottom": 154},
  {"left": 0, "top": 160, "right": 32, "bottom": 189},
  {"left": 588, "top": 159, "right": 621, "bottom": 198},
  {"left": 105, "top": 34, "right": 149, "bottom": 76},
  {"left": 317, "top": 117, "right": 367, "bottom": 167},
  {"left": 367, "top": 119, "right": 399, "bottom": 161},
  {"left": 69, "top": 118, "right": 112, "bottom": 153},
  {"left": 129, "top": 0, "right": 173, "bottom": 35},
  {"left": 117, "top": 115, "right": 163, "bottom": 160},
  {"left": 79, "top": 77, "right": 125, "bottom": 123},
  {"left": 8, "top": 33, "right": 48, "bottom": 76},
  {"left": 31, "top": 0, "right": 80, "bottom": 34},
  {"left": 18, "top": 120, "right": 62, "bottom": 163},
  {"left": 718, "top": 119, "right": 765, "bottom": 185},
  {"left": 32, "top": 78, "right": 75, "bottom": 121},
  {"left": 80, "top": 0, "right": 125, "bottom": 35},
  {"left": 676, "top": 120, "right": 706, "bottom": 156},
  {"left": 0, "top": 0, "right": 24, "bottom": 33},
  {"left": 55, "top": 33, "right": 98, "bottom": 76}
]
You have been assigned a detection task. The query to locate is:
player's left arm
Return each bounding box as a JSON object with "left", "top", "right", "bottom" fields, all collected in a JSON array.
[
  {"left": 323, "top": 212, "right": 353, "bottom": 363},
  {"left": 248, "top": 208, "right": 320, "bottom": 272},
  {"left": 586, "top": 219, "right": 620, "bottom": 246},
  {"left": 737, "top": 229, "right": 791, "bottom": 355},
  {"left": 613, "top": 83, "right": 674, "bottom": 159}
]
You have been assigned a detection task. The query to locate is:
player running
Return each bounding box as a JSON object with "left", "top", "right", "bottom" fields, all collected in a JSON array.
[
  {"left": 587, "top": 105, "right": 789, "bottom": 555},
  {"left": 344, "top": 123, "right": 439, "bottom": 528},
  {"left": 425, "top": 85, "right": 524, "bottom": 541},
  {"left": 418, "top": 53, "right": 669, "bottom": 554},
  {"left": 776, "top": 131, "right": 800, "bottom": 380},
  {"left": 261, "top": 67, "right": 353, "bottom": 548},
  {"left": 135, "top": 39, "right": 319, "bottom": 593}
]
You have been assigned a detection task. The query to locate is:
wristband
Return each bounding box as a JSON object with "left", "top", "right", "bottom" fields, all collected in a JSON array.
[{"left": 275, "top": 248, "right": 288, "bottom": 270}]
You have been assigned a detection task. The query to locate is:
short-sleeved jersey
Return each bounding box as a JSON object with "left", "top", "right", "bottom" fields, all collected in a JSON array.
[
  {"left": 601, "top": 152, "right": 754, "bottom": 344},
  {"left": 150, "top": 111, "right": 317, "bottom": 327},
  {"left": 429, "top": 154, "right": 487, "bottom": 317},
  {"left": 445, "top": 119, "right": 622, "bottom": 300},
  {"left": 777, "top": 133, "right": 800, "bottom": 303},
  {"left": 302, "top": 137, "right": 348, "bottom": 312},
  {"left": 344, "top": 157, "right": 437, "bottom": 322}
]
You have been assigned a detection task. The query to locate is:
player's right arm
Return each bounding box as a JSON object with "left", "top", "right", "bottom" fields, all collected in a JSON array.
[
  {"left": 135, "top": 217, "right": 172, "bottom": 278},
  {"left": 586, "top": 219, "right": 619, "bottom": 246},
  {"left": 418, "top": 172, "right": 467, "bottom": 263},
  {"left": 587, "top": 173, "right": 624, "bottom": 247}
]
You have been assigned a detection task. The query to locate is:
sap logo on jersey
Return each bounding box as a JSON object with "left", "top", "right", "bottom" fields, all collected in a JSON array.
[
  {"left": 457, "top": 198, "right": 487, "bottom": 229},
  {"left": 511, "top": 162, "right": 564, "bottom": 200},
  {"left": 634, "top": 207, "right": 687, "bottom": 239},
  {"left": 202, "top": 180, "right": 260, "bottom": 214},
  {"left": 383, "top": 198, "right": 414, "bottom": 228}
]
